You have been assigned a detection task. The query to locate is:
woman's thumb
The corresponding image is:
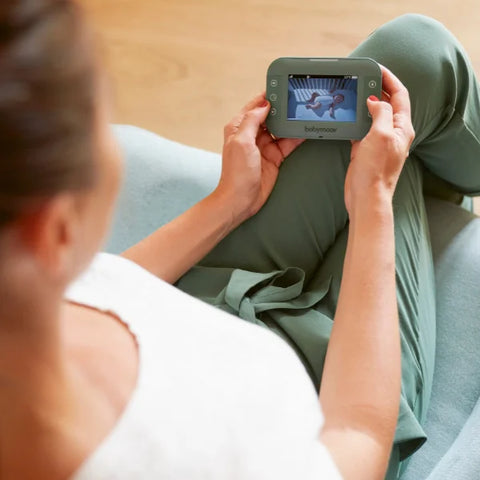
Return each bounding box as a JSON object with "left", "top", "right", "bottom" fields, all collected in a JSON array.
[{"left": 367, "top": 96, "right": 393, "bottom": 128}]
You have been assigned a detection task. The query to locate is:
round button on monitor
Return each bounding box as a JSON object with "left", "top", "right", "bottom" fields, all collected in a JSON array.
[
  {"left": 270, "top": 79, "right": 278, "bottom": 87},
  {"left": 269, "top": 93, "right": 278, "bottom": 101},
  {"left": 270, "top": 107, "right": 277, "bottom": 116},
  {"left": 368, "top": 80, "right": 377, "bottom": 88}
]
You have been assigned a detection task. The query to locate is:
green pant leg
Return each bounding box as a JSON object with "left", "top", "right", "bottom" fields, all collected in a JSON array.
[
  {"left": 352, "top": 14, "right": 480, "bottom": 194},
  {"left": 177, "top": 141, "right": 352, "bottom": 382},
  {"left": 346, "top": 15, "right": 480, "bottom": 476},
  {"left": 189, "top": 139, "right": 351, "bottom": 279},
  {"left": 310, "top": 155, "right": 434, "bottom": 475}
]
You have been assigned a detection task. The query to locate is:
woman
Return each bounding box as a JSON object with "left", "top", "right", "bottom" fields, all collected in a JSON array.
[{"left": 0, "top": 2, "right": 478, "bottom": 479}]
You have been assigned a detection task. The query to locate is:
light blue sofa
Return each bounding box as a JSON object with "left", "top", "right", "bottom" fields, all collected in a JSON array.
[{"left": 106, "top": 125, "right": 480, "bottom": 479}]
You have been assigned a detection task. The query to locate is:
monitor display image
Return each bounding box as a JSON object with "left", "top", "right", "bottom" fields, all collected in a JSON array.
[{"left": 287, "top": 74, "right": 358, "bottom": 122}]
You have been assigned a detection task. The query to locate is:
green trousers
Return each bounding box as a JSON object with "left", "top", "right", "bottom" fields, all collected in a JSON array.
[{"left": 177, "top": 14, "right": 480, "bottom": 479}]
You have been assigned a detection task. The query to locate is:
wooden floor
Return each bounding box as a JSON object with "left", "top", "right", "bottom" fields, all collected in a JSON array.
[{"left": 82, "top": 0, "right": 480, "bottom": 212}]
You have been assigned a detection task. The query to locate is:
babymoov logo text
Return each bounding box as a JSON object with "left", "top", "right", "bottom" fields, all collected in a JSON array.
[{"left": 305, "top": 126, "right": 337, "bottom": 134}]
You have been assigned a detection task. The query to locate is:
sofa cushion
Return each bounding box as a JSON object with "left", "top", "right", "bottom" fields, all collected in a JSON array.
[
  {"left": 401, "top": 198, "right": 480, "bottom": 479},
  {"left": 105, "top": 125, "right": 220, "bottom": 254}
]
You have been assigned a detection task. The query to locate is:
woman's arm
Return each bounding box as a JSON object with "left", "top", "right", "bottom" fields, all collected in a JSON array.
[
  {"left": 122, "top": 93, "right": 303, "bottom": 283},
  {"left": 121, "top": 189, "right": 238, "bottom": 284},
  {"left": 321, "top": 195, "right": 399, "bottom": 480},
  {"left": 319, "top": 67, "right": 415, "bottom": 480}
]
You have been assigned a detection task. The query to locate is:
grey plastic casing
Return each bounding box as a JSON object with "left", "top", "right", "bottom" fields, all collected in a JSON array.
[{"left": 266, "top": 57, "right": 382, "bottom": 140}]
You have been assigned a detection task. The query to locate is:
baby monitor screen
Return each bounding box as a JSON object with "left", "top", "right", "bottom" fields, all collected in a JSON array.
[{"left": 287, "top": 74, "right": 358, "bottom": 122}]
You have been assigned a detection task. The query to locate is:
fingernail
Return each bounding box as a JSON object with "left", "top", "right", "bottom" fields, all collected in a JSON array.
[
  {"left": 261, "top": 100, "right": 269, "bottom": 107},
  {"left": 368, "top": 95, "right": 379, "bottom": 102}
]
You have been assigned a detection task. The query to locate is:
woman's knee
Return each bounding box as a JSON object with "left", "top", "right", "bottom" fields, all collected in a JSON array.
[
  {"left": 379, "top": 13, "right": 452, "bottom": 41},
  {"left": 351, "top": 13, "right": 474, "bottom": 135},
  {"left": 352, "top": 14, "right": 461, "bottom": 89},
  {"left": 369, "top": 14, "right": 457, "bottom": 55}
]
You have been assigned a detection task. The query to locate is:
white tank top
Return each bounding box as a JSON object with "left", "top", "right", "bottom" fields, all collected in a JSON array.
[{"left": 67, "top": 253, "right": 342, "bottom": 479}]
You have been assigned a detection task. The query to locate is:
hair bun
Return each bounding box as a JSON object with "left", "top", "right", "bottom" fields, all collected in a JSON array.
[
  {"left": 0, "top": 0, "right": 96, "bottom": 229},
  {"left": 0, "top": 0, "right": 60, "bottom": 29}
]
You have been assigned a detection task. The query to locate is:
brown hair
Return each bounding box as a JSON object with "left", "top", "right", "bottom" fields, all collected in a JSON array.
[{"left": 0, "top": 0, "right": 98, "bottom": 227}]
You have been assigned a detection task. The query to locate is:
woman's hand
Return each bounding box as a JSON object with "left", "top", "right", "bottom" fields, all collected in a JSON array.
[
  {"left": 344, "top": 66, "right": 415, "bottom": 217},
  {"left": 214, "top": 93, "right": 304, "bottom": 227}
]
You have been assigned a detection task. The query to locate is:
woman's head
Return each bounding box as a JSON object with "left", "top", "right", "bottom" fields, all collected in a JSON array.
[{"left": 0, "top": 0, "right": 121, "bottom": 286}]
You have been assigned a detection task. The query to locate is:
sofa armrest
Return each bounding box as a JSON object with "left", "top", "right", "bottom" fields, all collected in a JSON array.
[{"left": 105, "top": 125, "right": 221, "bottom": 253}]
